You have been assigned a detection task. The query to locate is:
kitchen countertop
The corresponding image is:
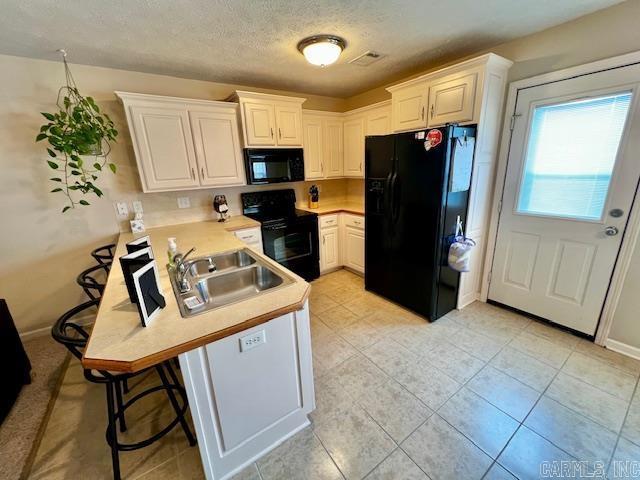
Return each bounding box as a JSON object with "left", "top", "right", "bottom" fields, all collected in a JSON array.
[
  {"left": 297, "top": 201, "right": 364, "bottom": 215},
  {"left": 82, "top": 216, "right": 310, "bottom": 373}
]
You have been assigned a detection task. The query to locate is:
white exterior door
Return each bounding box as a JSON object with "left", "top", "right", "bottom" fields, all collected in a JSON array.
[
  {"left": 489, "top": 66, "right": 640, "bottom": 335},
  {"left": 189, "top": 109, "right": 245, "bottom": 187}
]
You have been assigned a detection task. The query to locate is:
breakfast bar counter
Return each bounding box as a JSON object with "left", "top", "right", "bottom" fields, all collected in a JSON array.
[{"left": 82, "top": 216, "right": 311, "bottom": 373}]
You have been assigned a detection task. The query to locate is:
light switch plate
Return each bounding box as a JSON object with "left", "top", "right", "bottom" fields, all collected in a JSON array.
[
  {"left": 132, "top": 200, "right": 143, "bottom": 214},
  {"left": 239, "top": 330, "right": 266, "bottom": 352},
  {"left": 115, "top": 202, "right": 128, "bottom": 216},
  {"left": 177, "top": 197, "right": 191, "bottom": 209}
]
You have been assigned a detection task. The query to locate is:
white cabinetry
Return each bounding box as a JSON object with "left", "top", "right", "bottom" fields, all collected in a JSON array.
[
  {"left": 234, "top": 226, "right": 263, "bottom": 253},
  {"left": 317, "top": 212, "right": 365, "bottom": 275},
  {"left": 302, "top": 112, "right": 343, "bottom": 180},
  {"left": 342, "top": 214, "right": 365, "bottom": 274},
  {"left": 179, "top": 305, "right": 314, "bottom": 480},
  {"left": 319, "top": 214, "right": 340, "bottom": 273},
  {"left": 343, "top": 116, "right": 365, "bottom": 178},
  {"left": 234, "top": 91, "right": 305, "bottom": 148},
  {"left": 365, "top": 104, "right": 392, "bottom": 136},
  {"left": 390, "top": 81, "right": 428, "bottom": 132},
  {"left": 387, "top": 53, "right": 513, "bottom": 307},
  {"left": 116, "top": 92, "right": 245, "bottom": 193},
  {"left": 427, "top": 72, "right": 478, "bottom": 127}
]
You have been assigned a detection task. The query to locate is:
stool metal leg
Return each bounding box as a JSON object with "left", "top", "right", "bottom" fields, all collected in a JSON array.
[
  {"left": 115, "top": 380, "right": 127, "bottom": 433},
  {"left": 105, "top": 382, "right": 122, "bottom": 480},
  {"left": 122, "top": 378, "right": 129, "bottom": 394},
  {"left": 156, "top": 363, "right": 196, "bottom": 446}
]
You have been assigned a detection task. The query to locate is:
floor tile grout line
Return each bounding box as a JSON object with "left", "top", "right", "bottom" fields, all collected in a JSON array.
[{"left": 606, "top": 373, "right": 640, "bottom": 473}]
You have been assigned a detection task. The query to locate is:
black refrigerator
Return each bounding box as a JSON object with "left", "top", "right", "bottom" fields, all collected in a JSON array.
[{"left": 365, "top": 125, "right": 477, "bottom": 321}]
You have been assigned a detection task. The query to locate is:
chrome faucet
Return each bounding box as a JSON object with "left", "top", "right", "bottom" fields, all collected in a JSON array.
[{"left": 174, "top": 247, "right": 196, "bottom": 293}]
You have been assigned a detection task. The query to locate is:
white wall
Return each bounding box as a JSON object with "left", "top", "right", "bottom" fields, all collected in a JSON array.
[{"left": 0, "top": 53, "right": 346, "bottom": 334}]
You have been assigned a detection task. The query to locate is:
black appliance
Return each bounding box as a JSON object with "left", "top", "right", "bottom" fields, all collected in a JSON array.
[
  {"left": 241, "top": 189, "right": 320, "bottom": 281},
  {"left": 365, "top": 125, "right": 477, "bottom": 320},
  {"left": 244, "top": 148, "right": 305, "bottom": 185}
]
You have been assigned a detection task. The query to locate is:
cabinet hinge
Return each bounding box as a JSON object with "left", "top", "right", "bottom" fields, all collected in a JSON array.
[{"left": 509, "top": 114, "right": 522, "bottom": 131}]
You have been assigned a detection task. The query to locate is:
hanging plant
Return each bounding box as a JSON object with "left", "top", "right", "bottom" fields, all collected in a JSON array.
[{"left": 36, "top": 50, "right": 118, "bottom": 213}]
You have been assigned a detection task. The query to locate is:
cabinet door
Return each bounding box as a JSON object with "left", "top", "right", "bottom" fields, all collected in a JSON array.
[
  {"left": 242, "top": 101, "right": 276, "bottom": 146},
  {"left": 344, "top": 226, "right": 365, "bottom": 273},
  {"left": 427, "top": 72, "right": 477, "bottom": 127},
  {"left": 189, "top": 109, "right": 245, "bottom": 187},
  {"left": 324, "top": 119, "right": 343, "bottom": 178},
  {"left": 275, "top": 104, "right": 303, "bottom": 146},
  {"left": 320, "top": 226, "right": 340, "bottom": 272},
  {"left": 343, "top": 117, "right": 365, "bottom": 178},
  {"left": 302, "top": 115, "right": 323, "bottom": 179},
  {"left": 129, "top": 105, "right": 200, "bottom": 191},
  {"left": 366, "top": 106, "right": 391, "bottom": 136},
  {"left": 391, "top": 82, "right": 428, "bottom": 132}
]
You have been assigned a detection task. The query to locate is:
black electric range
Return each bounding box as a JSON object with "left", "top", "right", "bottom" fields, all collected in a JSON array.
[{"left": 241, "top": 189, "right": 320, "bottom": 281}]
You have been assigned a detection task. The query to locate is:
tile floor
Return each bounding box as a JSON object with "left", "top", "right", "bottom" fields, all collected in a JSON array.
[{"left": 30, "top": 269, "right": 640, "bottom": 479}]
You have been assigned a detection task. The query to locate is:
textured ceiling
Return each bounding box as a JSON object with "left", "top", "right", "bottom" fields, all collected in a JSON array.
[{"left": 0, "top": 0, "right": 624, "bottom": 97}]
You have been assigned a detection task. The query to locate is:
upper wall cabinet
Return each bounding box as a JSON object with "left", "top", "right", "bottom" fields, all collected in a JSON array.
[
  {"left": 427, "top": 72, "right": 477, "bottom": 127},
  {"left": 389, "top": 81, "right": 428, "bottom": 132},
  {"left": 302, "top": 111, "right": 344, "bottom": 180},
  {"left": 343, "top": 115, "right": 365, "bottom": 178},
  {"left": 365, "top": 103, "right": 392, "bottom": 136},
  {"left": 387, "top": 56, "right": 503, "bottom": 132},
  {"left": 116, "top": 92, "right": 245, "bottom": 192},
  {"left": 233, "top": 91, "right": 305, "bottom": 148}
]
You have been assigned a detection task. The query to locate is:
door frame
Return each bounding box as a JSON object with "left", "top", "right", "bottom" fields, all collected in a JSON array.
[{"left": 481, "top": 50, "right": 640, "bottom": 346}]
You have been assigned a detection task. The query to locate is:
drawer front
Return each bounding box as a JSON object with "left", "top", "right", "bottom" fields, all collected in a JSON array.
[
  {"left": 319, "top": 214, "right": 339, "bottom": 229},
  {"left": 234, "top": 227, "right": 262, "bottom": 245},
  {"left": 343, "top": 214, "right": 364, "bottom": 230}
]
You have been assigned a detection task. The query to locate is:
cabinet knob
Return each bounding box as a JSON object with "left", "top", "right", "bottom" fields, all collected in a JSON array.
[
  {"left": 421, "top": 106, "right": 424, "bottom": 120},
  {"left": 430, "top": 104, "right": 435, "bottom": 118},
  {"left": 278, "top": 128, "right": 282, "bottom": 139},
  {"left": 270, "top": 128, "right": 274, "bottom": 138},
  {"left": 200, "top": 167, "right": 205, "bottom": 179},
  {"left": 190, "top": 167, "right": 195, "bottom": 180}
]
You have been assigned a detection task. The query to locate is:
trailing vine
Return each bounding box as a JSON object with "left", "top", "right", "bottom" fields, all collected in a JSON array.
[{"left": 36, "top": 50, "right": 118, "bottom": 213}]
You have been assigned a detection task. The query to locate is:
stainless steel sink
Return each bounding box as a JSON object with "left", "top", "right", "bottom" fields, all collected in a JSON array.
[
  {"left": 188, "top": 250, "right": 256, "bottom": 276},
  {"left": 169, "top": 248, "right": 292, "bottom": 318}
]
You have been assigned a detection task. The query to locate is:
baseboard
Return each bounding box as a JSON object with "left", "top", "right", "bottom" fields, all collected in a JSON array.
[
  {"left": 20, "top": 312, "right": 94, "bottom": 341},
  {"left": 19, "top": 326, "right": 51, "bottom": 341},
  {"left": 605, "top": 338, "right": 640, "bottom": 361}
]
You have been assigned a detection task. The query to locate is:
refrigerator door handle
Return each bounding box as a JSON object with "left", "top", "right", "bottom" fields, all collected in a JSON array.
[{"left": 392, "top": 173, "right": 401, "bottom": 225}]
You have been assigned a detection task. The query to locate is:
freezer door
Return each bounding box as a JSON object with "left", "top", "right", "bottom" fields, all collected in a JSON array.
[
  {"left": 364, "top": 135, "right": 395, "bottom": 296},
  {"left": 388, "top": 130, "right": 450, "bottom": 318}
]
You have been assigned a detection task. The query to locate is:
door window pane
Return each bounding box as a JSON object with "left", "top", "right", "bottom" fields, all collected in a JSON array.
[{"left": 517, "top": 92, "right": 632, "bottom": 220}]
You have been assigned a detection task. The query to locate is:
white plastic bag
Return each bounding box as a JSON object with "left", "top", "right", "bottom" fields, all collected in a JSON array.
[{"left": 448, "top": 217, "right": 476, "bottom": 272}]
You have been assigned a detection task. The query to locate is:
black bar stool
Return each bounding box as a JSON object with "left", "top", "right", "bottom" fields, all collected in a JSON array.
[
  {"left": 51, "top": 300, "right": 196, "bottom": 480},
  {"left": 91, "top": 243, "right": 116, "bottom": 270},
  {"left": 76, "top": 262, "right": 111, "bottom": 301}
]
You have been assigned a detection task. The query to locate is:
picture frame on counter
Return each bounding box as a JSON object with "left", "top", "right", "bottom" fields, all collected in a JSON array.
[
  {"left": 119, "top": 246, "right": 154, "bottom": 303},
  {"left": 126, "top": 235, "right": 151, "bottom": 254},
  {"left": 132, "top": 260, "right": 165, "bottom": 327}
]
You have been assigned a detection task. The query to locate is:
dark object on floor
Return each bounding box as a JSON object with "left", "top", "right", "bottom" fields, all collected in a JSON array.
[
  {"left": 51, "top": 299, "right": 196, "bottom": 480},
  {"left": 0, "top": 299, "right": 31, "bottom": 424}
]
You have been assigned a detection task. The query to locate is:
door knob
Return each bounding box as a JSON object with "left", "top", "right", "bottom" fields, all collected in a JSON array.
[{"left": 604, "top": 226, "right": 619, "bottom": 236}]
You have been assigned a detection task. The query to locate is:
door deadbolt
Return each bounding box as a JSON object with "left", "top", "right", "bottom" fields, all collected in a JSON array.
[
  {"left": 609, "top": 208, "right": 624, "bottom": 218},
  {"left": 604, "top": 226, "right": 619, "bottom": 236}
]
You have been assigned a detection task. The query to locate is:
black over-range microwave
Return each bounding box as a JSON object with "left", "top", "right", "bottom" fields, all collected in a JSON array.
[{"left": 244, "top": 148, "right": 305, "bottom": 185}]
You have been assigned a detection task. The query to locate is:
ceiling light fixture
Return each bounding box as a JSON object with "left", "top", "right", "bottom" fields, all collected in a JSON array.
[{"left": 297, "top": 35, "right": 346, "bottom": 67}]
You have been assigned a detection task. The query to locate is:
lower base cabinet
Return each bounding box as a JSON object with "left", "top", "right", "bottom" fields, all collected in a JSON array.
[
  {"left": 318, "top": 212, "right": 365, "bottom": 275},
  {"left": 178, "top": 304, "right": 314, "bottom": 480}
]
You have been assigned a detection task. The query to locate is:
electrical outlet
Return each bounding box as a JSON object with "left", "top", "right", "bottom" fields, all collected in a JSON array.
[
  {"left": 115, "top": 202, "right": 128, "bottom": 216},
  {"left": 177, "top": 197, "right": 191, "bottom": 209},
  {"left": 239, "top": 330, "right": 266, "bottom": 352},
  {"left": 132, "top": 200, "right": 143, "bottom": 214},
  {"left": 317, "top": 184, "right": 323, "bottom": 193}
]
